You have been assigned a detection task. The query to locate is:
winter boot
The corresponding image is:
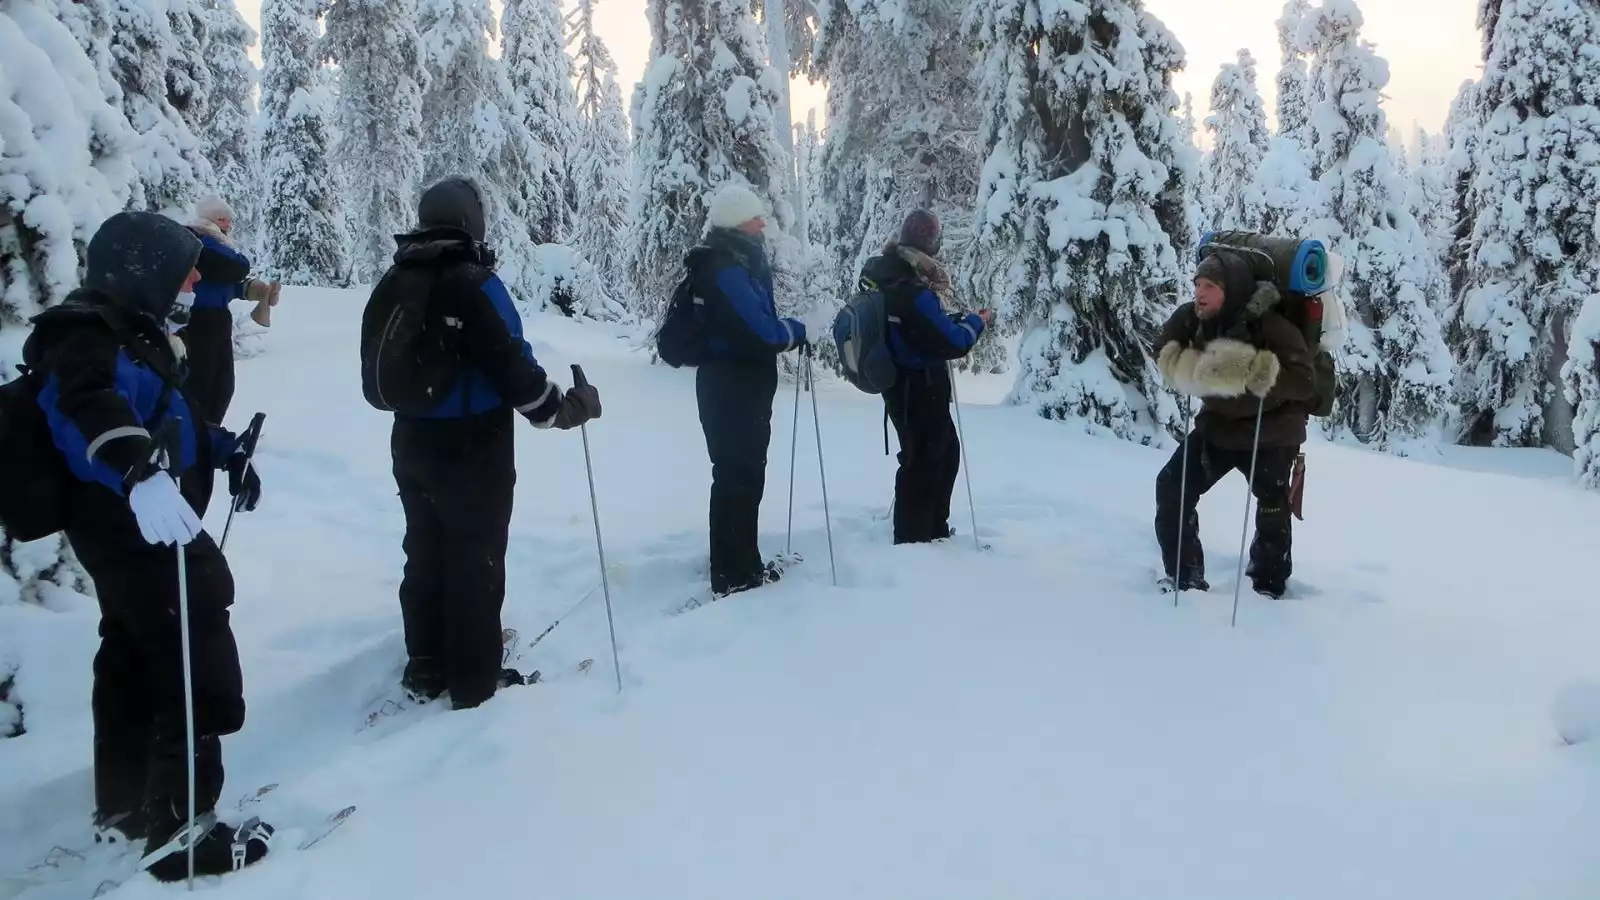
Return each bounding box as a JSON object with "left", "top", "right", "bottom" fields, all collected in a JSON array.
[
  {"left": 401, "top": 658, "right": 446, "bottom": 703},
  {"left": 1252, "top": 580, "right": 1286, "bottom": 600},
  {"left": 449, "top": 669, "right": 530, "bottom": 711},
  {"left": 142, "top": 815, "right": 273, "bottom": 883},
  {"left": 94, "top": 809, "right": 148, "bottom": 845},
  {"left": 1158, "top": 572, "right": 1209, "bottom": 593}
]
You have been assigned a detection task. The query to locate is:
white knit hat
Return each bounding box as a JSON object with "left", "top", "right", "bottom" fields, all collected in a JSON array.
[{"left": 706, "top": 183, "right": 767, "bottom": 230}]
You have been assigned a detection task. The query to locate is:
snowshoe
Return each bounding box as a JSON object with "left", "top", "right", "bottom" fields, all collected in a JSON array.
[{"left": 141, "top": 815, "right": 273, "bottom": 883}]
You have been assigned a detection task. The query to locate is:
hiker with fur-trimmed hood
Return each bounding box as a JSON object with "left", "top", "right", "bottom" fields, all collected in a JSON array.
[
  {"left": 858, "top": 210, "right": 993, "bottom": 545},
  {"left": 1152, "top": 247, "right": 1316, "bottom": 599},
  {"left": 178, "top": 196, "right": 280, "bottom": 427}
]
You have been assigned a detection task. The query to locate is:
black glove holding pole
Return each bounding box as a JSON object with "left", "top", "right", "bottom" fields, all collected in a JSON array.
[
  {"left": 227, "top": 412, "right": 265, "bottom": 512},
  {"left": 549, "top": 365, "right": 602, "bottom": 430}
]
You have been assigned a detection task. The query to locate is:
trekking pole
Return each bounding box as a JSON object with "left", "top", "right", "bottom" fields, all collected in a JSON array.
[
  {"left": 1173, "top": 396, "right": 1193, "bottom": 608},
  {"left": 946, "top": 361, "right": 981, "bottom": 552},
  {"left": 1230, "top": 396, "right": 1268, "bottom": 628},
  {"left": 219, "top": 413, "right": 266, "bottom": 553},
  {"left": 804, "top": 351, "right": 837, "bottom": 585},
  {"left": 571, "top": 366, "right": 622, "bottom": 693},
  {"left": 785, "top": 361, "right": 801, "bottom": 558},
  {"left": 173, "top": 474, "right": 197, "bottom": 889}
]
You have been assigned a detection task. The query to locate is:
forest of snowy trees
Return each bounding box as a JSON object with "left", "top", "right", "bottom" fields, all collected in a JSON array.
[{"left": 3, "top": 0, "right": 1600, "bottom": 629}]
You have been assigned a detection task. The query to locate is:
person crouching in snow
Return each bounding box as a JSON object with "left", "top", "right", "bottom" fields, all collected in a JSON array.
[
  {"left": 1153, "top": 248, "right": 1316, "bottom": 599},
  {"left": 180, "top": 195, "right": 279, "bottom": 426}
]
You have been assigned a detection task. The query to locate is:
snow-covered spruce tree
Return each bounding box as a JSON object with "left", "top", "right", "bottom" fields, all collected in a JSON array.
[
  {"left": 1275, "top": 0, "right": 1313, "bottom": 150},
  {"left": 166, "top": 0, "right": 212, "bottom": 139},
  {"left": 1453, "top": 0, "right": 1600, "bottom": 453},
  {"left": 197, "top": 0, "right": 261, "bottom": 255},
  {"left": 1410, "top": 127, "right": 1452, "bottom": 280},
  {"left": 1180, "top": 92, "right": 1208, "bottom": 249},
  {"left": 567, "top": 0, "right": 632, "bottom": 297},
  {"left": 325, "top": 0, "right": 427, "bottom": 285},
  {"left": 814, "top": 0, "right": 982, "bottom": 307},
  {"left": 1202, "top": 49, "right": 1270, "bottom": 233},
  {"left": 1303, "top": 0, "right": 1452, "bottom": 450},
  {"left": 502, "top": 0, "right": 579, "bottom": 245},
  {"left": 260, "top": 0, "right": 350, "bottom": 286},
  {"left": 1441, "top": 78, "right": 1482, "bottom": 308},
  {"left": 1, "top": 2, "right": 132, "bottom": 621},
  {"left": 628, "top": 0, "right": 791, "bottom": 320},
  {"left": 102, "top": 0, "right": 214, "bottom": 211},
  {"left": 417, "top": 0, "right": 542, "bottom": 301},
  {"left": 967, "top": 0, "right": 1192, "bottom": 442},
  {"left": 1564, "top": 295, "right": 1600, "bottom": 489}
]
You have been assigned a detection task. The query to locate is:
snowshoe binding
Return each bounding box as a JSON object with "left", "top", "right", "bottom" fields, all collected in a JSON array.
[
  {"left": 140, "top": 814, "right": 273, "bottom": 883},
  {"left": 1158, "top": 573, "right": 1210, "bottom": 593}
]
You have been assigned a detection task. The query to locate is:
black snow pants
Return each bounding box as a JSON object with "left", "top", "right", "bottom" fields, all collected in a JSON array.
[
  {"left": 392, "top": 408, "right": 516, "bottom": 709},
  {"left": 884, "top": 365, "right": 961, "bottom": 545},
  {"left": 65, "top": 480, "right": 243, "bottom": 837},
  {"left": 1154, "top": 431, "right": 1298, "bottom": 591},
  {"left": 696, "top": 359, "right": 777, "bottom": 595},
  {"left": 178, "top": 307, "right": 236, "bottom": 427}
]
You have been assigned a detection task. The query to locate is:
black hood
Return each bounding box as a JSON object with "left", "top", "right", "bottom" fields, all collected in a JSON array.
[
  {"left": 391, "top": 226, "right": 496, "bottom": 269},
  {"left": 417, "top": 178, "right": 487, "bottom": 243},
  {"left": 1196, "top": 248, "right": 1258, "bottom": 338},
  {"left": 83, "top": 211, "right": 203, "bottom": 322}
]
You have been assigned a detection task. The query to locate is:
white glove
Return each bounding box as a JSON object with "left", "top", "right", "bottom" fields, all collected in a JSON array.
[{"left": 128, "top": 474, "right": 204, "bottom": 546}]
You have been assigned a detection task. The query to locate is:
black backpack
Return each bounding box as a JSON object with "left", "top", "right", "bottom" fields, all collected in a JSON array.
[
  {"left": 360, "top": 264, "right": 464, "bottom": 414},
  {"left": 0, "top": 365, "right": 75, "bottom": 543},
  {"left": 654, "top": 272, "right": 708, "bottom": 368},
  {"left": 0, "top": 312, "right": 178, "bottom": 543}
]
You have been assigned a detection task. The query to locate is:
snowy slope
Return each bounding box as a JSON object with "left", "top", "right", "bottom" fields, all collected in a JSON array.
[{"left": 3, "top": 287, "right": 1600, "bottom": 898}]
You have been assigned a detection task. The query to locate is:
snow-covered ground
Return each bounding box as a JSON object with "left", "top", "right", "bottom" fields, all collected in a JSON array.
[{"left": 3, "top": 287, "right": 1600, "bottom": 898}]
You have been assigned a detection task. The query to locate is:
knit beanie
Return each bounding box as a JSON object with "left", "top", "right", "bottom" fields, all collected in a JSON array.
[
  {"left": 707, "top": 184, "right": 767, "bottom": 230},
  {"left": 1194, "top": 252, "right": 1228, "bottom": 288},
  {"left": 899, "top": 209, "right": 942, "bottom": 256}
]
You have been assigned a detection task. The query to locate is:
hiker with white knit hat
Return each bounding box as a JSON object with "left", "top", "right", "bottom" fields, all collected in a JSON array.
[
  {"left": 678, "top": 182, "right": 807, "bottom": 598},
  {"left": 181, "top": 195, "right": 279, "bottom": 426}
]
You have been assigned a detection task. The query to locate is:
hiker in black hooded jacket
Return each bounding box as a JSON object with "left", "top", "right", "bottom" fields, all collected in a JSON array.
[
  {"left": 685, "top": 183, "right": 807, "bottom": 597},
  {"left": 370, "top": 177, "right": 602, "bottom": 710},
  {"left": 22, "top": 210, "right": 272, "bottom": 882}
]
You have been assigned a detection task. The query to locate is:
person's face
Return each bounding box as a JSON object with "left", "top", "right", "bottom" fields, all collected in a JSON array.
[
  {"left": 214, "top": 213, "right": 233, "bottom": 234},
  {"left": 737, "top": 217, "right": 766, "bottom": 237},
  {"left": 1195, "top": 277, "right": 1225, "bottom": 319}
]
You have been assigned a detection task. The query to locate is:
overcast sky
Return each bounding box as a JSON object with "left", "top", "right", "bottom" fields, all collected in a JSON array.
[{"left": 235, "top": 0, "right": 1482, "bottom": 140}]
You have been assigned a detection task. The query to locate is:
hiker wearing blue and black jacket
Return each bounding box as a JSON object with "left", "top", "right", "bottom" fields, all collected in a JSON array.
[
  {"left": 685, "top": 184, "right": 807, "bottom": 597},
  {"left": 368, "top": 177, "right": 601, "bottom": 711},
  {"left": 178, "top": 196, "right": 279, "bottom": 427},
  {"left": 859, "top": 210, "right": 993, "bottom": 544},
  {"left": 21, "top": 210, "right": 272, "bottom": 881}
]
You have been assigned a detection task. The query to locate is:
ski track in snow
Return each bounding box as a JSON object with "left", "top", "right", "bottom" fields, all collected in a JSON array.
[{"left": 3, "top": 288, "right": 1600, "bottom": 898}]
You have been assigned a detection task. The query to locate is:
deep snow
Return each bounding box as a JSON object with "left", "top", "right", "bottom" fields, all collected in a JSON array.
[{"left": 3, "top": 287, "right": 1600, "bottom": 898}]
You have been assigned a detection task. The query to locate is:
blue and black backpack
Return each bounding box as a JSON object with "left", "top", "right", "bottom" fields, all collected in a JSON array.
[{"left": 831, "top": 276, "right": 899, "bottom": 394}]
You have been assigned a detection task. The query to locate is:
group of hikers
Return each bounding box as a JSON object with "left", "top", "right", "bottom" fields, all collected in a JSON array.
[{"left": 0, "top": 173, "right": 1334, "bottom": 884}]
